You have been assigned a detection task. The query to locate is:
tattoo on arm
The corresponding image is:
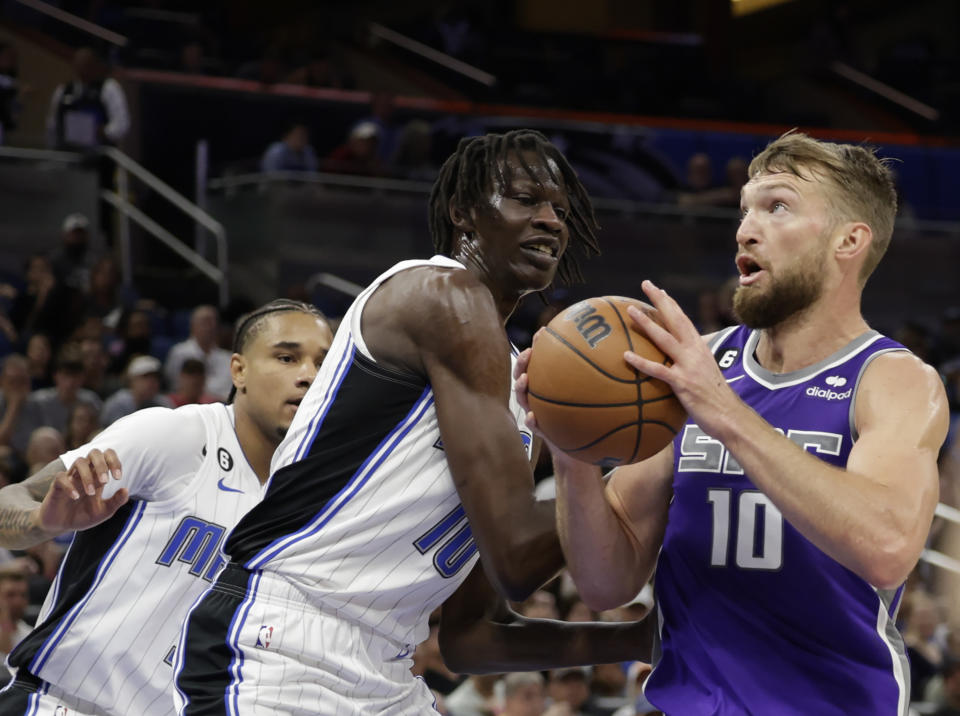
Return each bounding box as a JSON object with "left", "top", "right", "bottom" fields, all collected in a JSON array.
[{"left": 0, "top": 459, "right": 65, "bottom": 547}]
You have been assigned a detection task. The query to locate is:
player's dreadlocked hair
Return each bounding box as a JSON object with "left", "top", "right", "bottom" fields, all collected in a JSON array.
[
  {"left": 428, "top": 130, "right": 601, "bottom": 285},
  {"left": 227, "top": 299, "right": 329, "bottom": 403}
]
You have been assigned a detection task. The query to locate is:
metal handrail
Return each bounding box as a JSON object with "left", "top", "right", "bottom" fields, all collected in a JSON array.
[
  {"left": 0, "top": 146, "right": 86, "bottom": 163},
  {"left": 205, "top": 170, "right": 960, "bottom": 235},
  {"left": 11, "top": 0, "right": 128, "bottom": 46},
  {"left": 368, "top": 22, "right": 496, "bottom": 88},
  {"left": 208, "top": 170, "right": 435, "bottom": 195},
  {"left": 101, "top": 147, "right": 229, "bottom": 306},
  {"left": 101, "top": 190, "right": 225, "bottom": 289},
  {"left": 0, "top": 145, "right": 228, "bottom": 305}
]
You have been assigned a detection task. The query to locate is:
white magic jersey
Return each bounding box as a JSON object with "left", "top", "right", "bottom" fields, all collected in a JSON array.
[
  {"left": 8, "top": 404, "right": 263, "bottom": 715},
  {"left": 224, "top": 256, "right": 533, "bottom": 656}
]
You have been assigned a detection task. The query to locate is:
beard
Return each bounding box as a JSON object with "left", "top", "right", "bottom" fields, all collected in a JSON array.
[{"left": 732, "top": 250, "right": 825, "bottom": 329}]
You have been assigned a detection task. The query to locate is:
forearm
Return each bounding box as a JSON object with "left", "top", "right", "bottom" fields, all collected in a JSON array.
[
  {"left": 443, "top": 616, "right": 649, "bottom": 674},
  {"left": 714, "top": 401, "right": 932, "bottom": 585},
  {"left": 0, "top": 484, "right": 54, "bottom": 549},
  {"left": 555, "top": 456, "right": 647, "bottom": 610}
]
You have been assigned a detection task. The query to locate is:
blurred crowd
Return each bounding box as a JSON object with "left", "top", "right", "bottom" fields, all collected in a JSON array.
[{"left": 1, "top": 204, "right": 959, "bottom": 715}]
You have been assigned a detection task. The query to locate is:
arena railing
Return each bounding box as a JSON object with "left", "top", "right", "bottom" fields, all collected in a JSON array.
[{"left": 0, "top": 145, "right": 229, "bottom": 307}]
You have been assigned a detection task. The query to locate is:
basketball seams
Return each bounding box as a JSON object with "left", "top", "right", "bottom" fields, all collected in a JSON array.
[
  {"left": 529, "top": 295, "right": 685, "bottom": 466},
  {"left": 602, "top": 297, "right": 644, "bottom": 464},
  {"left": 542, "top": 326, "right": 637, "bottom": 384}
]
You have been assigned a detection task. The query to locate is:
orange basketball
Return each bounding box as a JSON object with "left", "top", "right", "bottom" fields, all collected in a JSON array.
[{"left": 526, "top": 296, "right": 686, "bottom": 467}]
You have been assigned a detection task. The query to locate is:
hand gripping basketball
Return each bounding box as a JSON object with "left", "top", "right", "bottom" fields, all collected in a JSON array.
[{"left": 525, "top": 296, "right": 686, "bottom": 467}]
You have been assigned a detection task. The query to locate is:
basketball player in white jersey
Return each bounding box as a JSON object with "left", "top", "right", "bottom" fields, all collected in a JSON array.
[
  {"left": 173, "top": 130, "right": 663, "bottom": 715},
  {"left": 0, "top": 299, "right": 333, "bottom": 716}
]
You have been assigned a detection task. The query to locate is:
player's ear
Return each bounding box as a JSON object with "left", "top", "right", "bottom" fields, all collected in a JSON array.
[
  {"left": 448, "top": 198, "right": 475, "bottom": 235},
  {"left": 230, "top": 353, "right": 246, "bottom": 395},
  {"left": 834, "top": 221, "right": 872, "bottom": 265}
]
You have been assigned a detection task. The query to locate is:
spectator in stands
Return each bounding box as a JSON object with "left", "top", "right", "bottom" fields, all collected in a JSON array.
[
  {"left": 678, "top": 156, "right": 749, "bottom": 209},
  {"left": 164, "top": 305, "right": 232, "bottom": 401},
  {"left": 178, "top": 40, "right": 224, "bottom": 76},
  {"left": 78, "top": 336, "right": 110, "bottom": 399},
  {"left": 0, "top": 573, "right": 31, "bottom": 665},
  {"left": 392, "top": 119, "right": 438, "bottom": 180},
  {"left": 501, "top": 672, "right": 547, "bottom": 716},
  {"left": 46, "top": 46, "right": 129, "bottom": 150},
  {"left": 0, "top": 41, "right": 23, "bottom": 145},
  {"left": 167, "top": 357, "right": 219, "bottom": 407},
  {"left": 107, "top": 307, "right": 156, "bottom": 375},
  {"left": 8, "top": 254, "right": 84, "bottom": 351},
  {"left": 519, "top": 589, "right": 560, "bottom": 620},
  {"left": 548, "top": 667, "right": 591, "bottom": 715},
  {"left": 324, "top": 121, "right": 383, "bottom": 176},
  {"left": 0, "top": 354, "right": 31, "bottom": 457},
  {"left": 236, "top": 44, "right": 286, "bottom": 85},
  {"left": 64, "top": 400, "right": 99, "bottom": 451},
  {"left": 101, "top": 355, "right": 172, "bottom": 426},
  {"left": 681, "top": 152, "right": 714, "bottom": 194},
  {"left": 446, "top": 673, "right": 500, "bottom": 716},
  {"left": 611, "top": 662, "right": 657, "bottom": 716},
  {"left": 285, "top": 51, "right": 348, "bottom": 89},
  {"left": 85, "top": 255, "right": 127, "bottom": 328},
  {"left": 51, "top": 213, "right": 97, "bottom": 293},
  {"left": 260, "top": 121, "right": 319, "bottom": 173},
  {"left": 18, "top": 346, "right": 102, "bottom": 455},
  {"left": 24, "top": 333, "right": 52, "bottom": 390},
  {"left": 933, "top": 657, "right": 960, "bottom": 716},
  {"left": 23, "top": 426, "right": 65, "bottom": 475},
  {"left": 903, "top": 588, "right": 945, "bottom": 699}
]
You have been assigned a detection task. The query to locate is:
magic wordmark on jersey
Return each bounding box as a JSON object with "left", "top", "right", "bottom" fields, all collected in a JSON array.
[{"left": 155, "top": 515, "right": 228, "bottom": 581}]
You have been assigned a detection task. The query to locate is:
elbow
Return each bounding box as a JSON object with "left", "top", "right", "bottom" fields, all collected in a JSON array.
[
  {"left": 860, "top": 535, "right": 922, "bottom": 590},
  {"left": 490, "top": 569, "right": 538, "bottom": 604}
]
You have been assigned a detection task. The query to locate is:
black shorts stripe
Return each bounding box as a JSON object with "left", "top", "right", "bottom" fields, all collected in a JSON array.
[
  {"left": 0, "top": 670, "right": 44, "bottom": 714},
  {"left": 9, "top": 501, "right": 138, "bottom": 670},
  {"left": 224, "top": 351, "right": 427, "bottom": 563},
  {"left": 175, "top": 564, "right": 253, "bottom": 715}
]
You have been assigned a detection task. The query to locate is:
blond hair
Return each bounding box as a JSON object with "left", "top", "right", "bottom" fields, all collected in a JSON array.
[{"left": 748, "top": 131, "right": 897, "bottom": 283}]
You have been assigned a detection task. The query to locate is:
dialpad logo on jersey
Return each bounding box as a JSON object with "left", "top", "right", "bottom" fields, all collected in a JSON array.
[
  {"left": 256, "top": 625, "right": 274, "bottom": 649},
  {"left": 806, "top": 375, "right": 852, "bottom": 401},
  {"left": 564, "top": 303, "right": 612, "bottom": 348}
]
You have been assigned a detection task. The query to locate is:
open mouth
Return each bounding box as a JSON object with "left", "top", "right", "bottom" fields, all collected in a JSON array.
[
  {"left": 522, "top": 237, "right": 560, "bottom": 261},
  {"left": 736, "top": 255, "right": 765, "bottom": 285}
]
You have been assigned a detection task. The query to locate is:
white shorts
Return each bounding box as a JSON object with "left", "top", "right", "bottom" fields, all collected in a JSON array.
[
  {"left": 0, "top": 672, "right": 101, "bottom": 716},
  {"left": 173, "top": 564, "right": 440, "bottom": 715}
]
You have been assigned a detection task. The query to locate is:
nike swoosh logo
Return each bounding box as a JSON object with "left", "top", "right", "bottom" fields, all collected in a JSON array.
[{"left": 217, "top": 478, "right": 243, "bottom": 494}]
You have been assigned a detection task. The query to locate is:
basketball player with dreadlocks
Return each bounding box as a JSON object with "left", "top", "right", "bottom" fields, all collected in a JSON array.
[
  {"left": 173, "top": 130, "right": 648, "bottom": 715},
  {"left": 0, "top": 300, "right": 333, "bottom": 716}
]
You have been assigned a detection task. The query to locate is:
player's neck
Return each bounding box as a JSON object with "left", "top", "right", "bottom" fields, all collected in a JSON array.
[
  {"left": 233, "top": 407, "right": 274, "bottom": 483},
  {"left": 753, "top": 299, "right": 868, "bottom": 374}
]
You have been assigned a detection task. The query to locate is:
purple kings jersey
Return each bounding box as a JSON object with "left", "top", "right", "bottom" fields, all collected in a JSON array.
[{"left": 645, "top": 326, "right": 911, "bottom": 716}]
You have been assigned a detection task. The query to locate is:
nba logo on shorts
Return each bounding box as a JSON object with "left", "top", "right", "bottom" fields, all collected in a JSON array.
[
  {"left": 256, "top": 625, "right": 274, "bottom": 649},
  {"left": 55, "top": 707, "right": 69, "bottom": 716}
]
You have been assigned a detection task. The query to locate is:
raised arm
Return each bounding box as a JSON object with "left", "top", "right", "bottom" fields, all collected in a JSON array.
[
  {"left": 438, "top": 562, "right": 651, "bottom": 674},
  {"left": 626, "top": 281, "right": 949, "bottom": 589}
]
